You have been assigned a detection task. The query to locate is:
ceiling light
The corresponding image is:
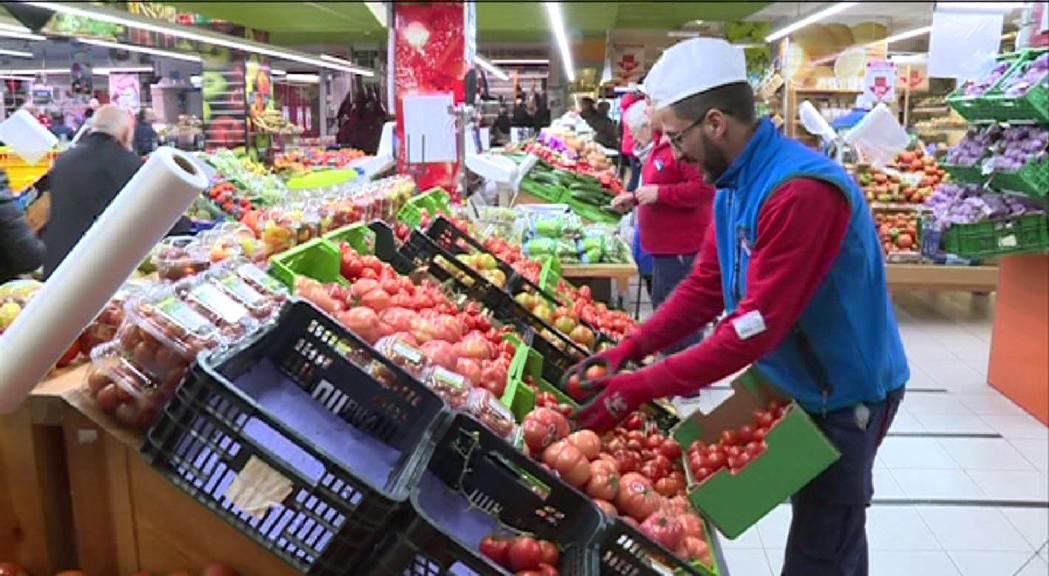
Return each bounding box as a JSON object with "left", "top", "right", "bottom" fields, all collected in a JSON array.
[
  {"left": 0, "top": 22, "right": 31, "bottom": 34},
  {"left": 271, "top": 68, "right": 287, "bottom": 76},
  {"left": 25, "top": 2, "right": 374, "bottom": 77},
  {"left": 880, "top": 25, "right": 933, "bottom": 45},
  {"left": 320, "top": 54, "right": 361, "bottom": 71},
  {"left": 78, "top": 37, "right": 201, "bottom": 63},
  {"left": 0, "top": 30, "right": 45, "bottom": 41},
  {"left": 544, "top": 2, "right": 575, "bottom": 82},
  {"left": 364, "top": 2, "right": 387, "bottom": 28},
  {"left": 936, "top": 2, "right": 1025, "bottom": 12},
  {"left": 286, "top": 73, "right": 319, "bottom": 84},
  {"left": 491, "top": 58, "right": 549, "bottom": 65},
  {"left": 0, "top": 49, "right": 33, "bottom": 59},
  {"left": 889, "top": 53, "right": 927, "bottom": 64},
  {"left": 95, "top": 66, "right": 154, "bottom": 75},
  {"left": 475, "top": 55, "right": 509, "bottom": 81},
  {"left": 0, "top": 68, "right": 65, "bottom": 75},
  {"left": 766, "top": 2, "right": 859, "bottom": 42}
]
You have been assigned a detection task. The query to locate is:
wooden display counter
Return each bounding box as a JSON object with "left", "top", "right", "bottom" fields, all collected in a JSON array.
[
  {"left": 885, "top": 263, "right": 999, "bottom": 292},
  {"left": 0, "top": 365, "right": 298, "bottom": 576},
  {"left": 989, "top": 254, "right": 1048, "bottom": 425}
]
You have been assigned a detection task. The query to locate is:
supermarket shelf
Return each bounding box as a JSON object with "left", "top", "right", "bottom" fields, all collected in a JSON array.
[{"left": 885, "top": 263, "right": 998, "bottom": 292}]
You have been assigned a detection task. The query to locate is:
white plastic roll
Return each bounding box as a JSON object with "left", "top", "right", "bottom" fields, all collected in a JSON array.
[{"left": 0, "top": 147, "right": 207, "bottom": 413}]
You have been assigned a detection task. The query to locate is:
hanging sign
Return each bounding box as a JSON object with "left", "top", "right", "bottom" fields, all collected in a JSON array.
[
  {"left": 611, "top": 44, "right": 645, "bottom": 85},
  {"left": 863, "top": 59, "right": 896, "bottom": 103}
]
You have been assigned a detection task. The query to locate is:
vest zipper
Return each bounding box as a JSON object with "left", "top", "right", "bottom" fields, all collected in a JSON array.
[{"left": 792, "top": 327, "right": 834, "bottom": 415}]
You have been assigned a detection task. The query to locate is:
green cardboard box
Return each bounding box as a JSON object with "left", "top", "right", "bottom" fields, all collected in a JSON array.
[{"left": 672, "top": 370, "right": 840, "bottom": 539}]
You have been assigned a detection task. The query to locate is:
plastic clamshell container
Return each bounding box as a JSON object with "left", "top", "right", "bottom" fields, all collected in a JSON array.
[
  {"left": 374, "top": 335, "right": 432, "bottom": 380},
  {"left": 80, "top": 281, "right": 147, "bottom": 355},
  {"left": 125, "top": 285, "right": 224, "bottom": 361},
  {"left": 598, "top": 517, "right": 722, "bottom": 576},
  {"left": 205, "top": 261, "right": 287, "bottom": 324},
  {"left": 235, "top": 262, "right": 290, "bottom": 304},
  {"left": 421, "top": 364, "right": 472, "bottom": 410},
  {"left": 672, "top": 370, "right": 840, "bottom": 539},
  {"left": 84, "top": 341, "right": 184, "bottom": 431},
  {"left": 173, "top": 274, "right": 259, "bottom": 342},
  {"left": 465, "top": 387, "right": 518, "bottom": 441},
  {"left": 153, "top": 235, "right": 212, "bottom": 282}
]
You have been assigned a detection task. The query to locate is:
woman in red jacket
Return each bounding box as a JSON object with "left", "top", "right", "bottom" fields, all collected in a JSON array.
[{"left": 613, "top": 99, "right": 715, "bottom": 348}]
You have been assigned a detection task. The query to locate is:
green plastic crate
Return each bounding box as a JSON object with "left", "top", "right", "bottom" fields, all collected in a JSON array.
[
  {"left": 985, "top": 49, "right": 1049, "bottom": 123},
  {"left": 990, "top": 157, "right": 1049, "bottom": 198},
  {"left": 397, "top": 187, "right": 453, "bottom": 228},
  {"left": 941, "top": 162, "right": 988, "bottom": 185},
  {"left": 672, "top": 370, "right": 840, "bottom": 539},
  {"left": 538, "top": 255, "right": 563, "bottom": 302},
  {"left": 946, "top": 54, "right": 1023, "bottom": 122},
  {"left": 323, "top": 222, "right": 375, "bottom": 254},
  {"left": 268, "top": 237, "right": 347, "bottom": 290},
  {"left": 943, "top": 213, "right": 1049, "bottom": 258},
  {"left": 285, "top": 168, "right": 357, "bottom": 191}
]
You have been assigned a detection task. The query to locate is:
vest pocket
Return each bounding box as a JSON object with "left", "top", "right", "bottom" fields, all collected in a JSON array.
[{"left": 792, "top": 328, "right": 834, "bottom": 401}]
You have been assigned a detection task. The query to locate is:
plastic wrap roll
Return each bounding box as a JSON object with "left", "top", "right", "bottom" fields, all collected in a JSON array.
[{"left": 0, "top": 147, "right": 207, "bottom": 413}]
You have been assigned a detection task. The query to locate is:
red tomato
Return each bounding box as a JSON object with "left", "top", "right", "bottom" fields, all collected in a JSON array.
[
  {"left": 638, "top": 461, "right": 661, "bottom": 481},
  {"left": 682, "top": 535, "right": 710, "bottom": 561},
  {"left": 692, "top": 466, "right": 712, "bottom": 483},
  {"left": 350, "top": 278, "right": 379, "bottom": 299},
  {"left": 654, "top": 475, "right": 682, "bottom": 497},
  {"left": 701, "top": 450, "right": 726, "bottom": 471},
  {"left": 508, "top": 537, "right": 543, "bottom": 571},
  {"left": 658, "top": 439, "right": 682, "bottom": 460},
  {"left": 752, "top": 426, "right": 769, "bottom": 442},
  {"left": 623, "top": 412, "right": 645, "bottom": 431},
  {"left": 586, "top": 469, "right": 620, "bottom": 501},
  {"left": 727, "top": 452, "right": 751, "bottom": 471},
  {"left": 593, "top": 498, "right": 618, "bottom": 516},
  {"left": 679, "top": 513, "right": 705, "bottom": 540},
  {"left": 552, "top": 443, "right": 591, "bottom": 488},
  {"left": 567, "top": 430, "right": 601, "bottom": 460},
  {"left": 480, "top": 536, "right": 510, "bottom": 567},
  {"left": 753, "top": 409, "right": 775, "bottom": 428},
  {"left": 640, "top": 510, "right": 685, "bottom": 551},
  {"left": 421, "top": 340, "right": 457, "bottom": 370},
  {"left": 737, "top": 425, "right": 755, "bottom": 444},
  {"left": 522, "top": 408, "right": 569, "bottom": 454},
  {"left": 455, "top": 358, "right": 482, "bottom": 387},
  {"left": 720, "top": 429, "right": 739, "bottom": 446},
  {"left": 616, "top": 472, "right": 661, "bottom": 522},
  {"left": 538, "top": 540, "right": 559, "bottom": 566},
  {"left": 645, "top": 433, "right": 666, "bottom": 450},
  {"left": 565, "top": 374, "right": 587, "bottom": 401},
  {"left": 537, "top": 563, "right": 559, "bottom": 576},
  {"left": 745, "top": 441, "right": 766, "bottom": 458}
]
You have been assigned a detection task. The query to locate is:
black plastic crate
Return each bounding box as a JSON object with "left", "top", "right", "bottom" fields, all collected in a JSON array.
[
  {"left": 141, "top": 301, "right": 446, "bottom": 575},
  {"left": 398, "top": 227, "right": 510, "bottom": 310},
  {"left": 368, "top": 413, "right": 603, "bottom": 575},
  {"left": 600, "top": 518, "right": 719, "bottom": 576}
]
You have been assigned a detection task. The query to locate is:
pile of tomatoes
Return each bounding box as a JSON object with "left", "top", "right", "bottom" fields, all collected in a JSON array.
[
  {"left": 295, "top": 244, "right": 514, "bottom": 399},
  {"left": 685, "top": 399, "right": 789, "bottom": 483},
  {"left": 479, "top": 535, "right": 560, "bottom": 575},
  {"left": 519, "top": 408, "right": 713, "bottom": 567}
]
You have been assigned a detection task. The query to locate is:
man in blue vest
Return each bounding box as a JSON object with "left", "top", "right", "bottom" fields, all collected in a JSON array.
[{"left": 570, "top": 38, "right": 908, "bottom": 576}]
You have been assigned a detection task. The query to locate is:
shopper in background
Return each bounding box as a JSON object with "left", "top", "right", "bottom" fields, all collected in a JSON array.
[
  {"left": 133, "top": 108, "right": 159, "bottom": 157},
  {"left": 0, "top": 171, "right": 46, "bottom": 284},
  {"left": 577, "top": 96, "right": 597, "bottom": 122},
  {"left": 42, "top": 105, "right": 189, "bottom": 277},
  {"left": 48, "top": 112, "right": 75, "bottom": 142},
  {"left": 620, "top": 99, "right": 656, "bottom": 299},
  {"left": 570, "top": 38, "right": 907, "bottom": 576},
  {"left": 588, "top": 101, "right": 620, "bottom": 151},
  {"left": 619, "top": 87, "right": 645, "bottom": 191},
  {"left": 610, "top": 98, "right": 714, "bottom": 352}
]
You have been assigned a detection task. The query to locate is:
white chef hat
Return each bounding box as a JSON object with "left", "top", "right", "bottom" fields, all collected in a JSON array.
[{"left": 646, "top": 38, "right": 747, "bottom": 110}]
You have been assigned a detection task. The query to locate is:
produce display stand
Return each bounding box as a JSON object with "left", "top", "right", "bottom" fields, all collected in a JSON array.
[
  {"left": 884, "top": 263, "right": 999, "bottom": 292},
  {"left": 0, "top": 365, "right": 300, "bottom": 576},
  {"left": 988, "top": 254, "right": 1048, "bottom": 425}
]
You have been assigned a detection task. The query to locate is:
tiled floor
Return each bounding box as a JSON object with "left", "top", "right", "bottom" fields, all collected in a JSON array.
[{"left": 625, "top": 284, "right": 1049, "bottom": 576}]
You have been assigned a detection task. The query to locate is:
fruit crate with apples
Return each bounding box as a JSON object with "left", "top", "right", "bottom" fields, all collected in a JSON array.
[
  {"left": 397, "top": 187, "right": 454, "bottom": 229},
  {"left": 672, "top": 370, "right": 840, "bottom": 539},
  {"left": 598, "top": 517, "right": 722, "bottom": 576},
  {"left": 366, "top": 413, "right": 604, "bottom": 575},
  {"left": 942, "top": 213, "right": 1049, "bottom": 258},
  {"left": 142, "top": 301, "right": 446, "bottom": 575}
]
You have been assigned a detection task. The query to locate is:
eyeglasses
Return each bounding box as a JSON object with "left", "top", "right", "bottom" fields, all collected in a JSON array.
[{"left": 665, "top": 116, "right": 705, "bottom": 151}]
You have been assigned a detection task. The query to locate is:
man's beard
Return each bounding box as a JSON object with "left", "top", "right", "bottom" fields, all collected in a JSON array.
[{"left": 698, "top": 131, "right": 730, "bottom": 183}]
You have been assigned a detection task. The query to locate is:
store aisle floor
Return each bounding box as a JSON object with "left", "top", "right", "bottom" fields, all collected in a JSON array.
[{"left": 628, "top": 284, "right": 1049, "bottom": 576}]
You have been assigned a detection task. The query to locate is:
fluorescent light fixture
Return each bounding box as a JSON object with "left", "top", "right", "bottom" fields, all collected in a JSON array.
[
  {"left": 285, "top": 73, "right": 319, "bottom": 84},
  {"left": 78, "top": 37, "right": 201, "bottom": 63},
  {"left": 936, "top": 2, "right": 1025, "bottom": 12},
  {"left": 0, "top": 30, "right": 45, "bottom": 41},
  {"left": 766, "top": 2, "right": 859, "bottom": 42},
  {"left": 879, "top": 25, "right": 932, "bottom": 45},
  {"left": 95, "top": 66, "right": 154, "bottom": 74},
  {"left": 475, "top": 55, "right": 509, "bottom": 81},
  {"left": 0, "top": 22, "right": 30, "bottom": 34},
  {"left": 25, "top": 2, "right": 374, "bottom": 76},
  {"left": 0, "top": 49, "right": 32, "bottom": 59},
  {"left": 364, "top": 2, "right": 388, "bottom": 28},
  {"left": 544, "top": 2, "right": 575, "bottom": 82},
  {"left": 889, "top": 53, "right": 927, "bottom": 64},
  {"left": 0, "top": 68, "right": 66, "bottom": 75},
  {"left": 271, "top": 68, "right": 287, "bottom": 76},
  {"left": 491, "top": 58, "right": 549, "bottom": 65}
]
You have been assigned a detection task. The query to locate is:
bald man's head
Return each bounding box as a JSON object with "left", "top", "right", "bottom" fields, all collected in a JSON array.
[{"left": 91, "top": 104, "right": 133, "bottom": 149}]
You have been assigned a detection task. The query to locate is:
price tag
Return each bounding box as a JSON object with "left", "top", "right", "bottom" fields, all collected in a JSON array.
[
  {"left": 392, "top": 340, "right": 423, "bottom": 364},
  {"left": 220, "top": 274, "right": 267, "bottom": 308},
  {"left": 191, "top": 283, "right": 249, "bottom": 325},
  {"left": 432, "top": 366, "right": 466, "bottom": 390},
  {"left": 157, "top": 296, "right": 213, "bottom": 335},
  {"left": 238, "top": 263, "right": 285, "bottom": 294},
  {"left": 998, "top": 234, "right": 1018, "bottom": 248}
]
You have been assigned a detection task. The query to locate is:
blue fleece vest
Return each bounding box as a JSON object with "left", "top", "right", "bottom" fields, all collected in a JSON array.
[{"left": 714, "top": 120, "right": 908, "bottom": 413}]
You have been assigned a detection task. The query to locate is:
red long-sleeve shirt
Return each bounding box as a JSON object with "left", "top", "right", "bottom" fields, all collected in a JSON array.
[
  {"left": 637, "top": 136, "right": 715, "bottom": 255},
  {"left": 622, "top": 178, "right": 851, "bottom": 396}
]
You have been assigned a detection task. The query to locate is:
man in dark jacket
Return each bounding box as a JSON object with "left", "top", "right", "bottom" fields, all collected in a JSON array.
[
  {"left": 41, "top": 105, "right": 189, "bottom": 277},
  {"left": 0, "top": 172, "right": 46, "bottom": 284}
]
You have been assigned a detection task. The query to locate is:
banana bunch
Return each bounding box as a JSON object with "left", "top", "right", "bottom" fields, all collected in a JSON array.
[{"left": 253, "top": 110, "right": 304, "bottom": 135}]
